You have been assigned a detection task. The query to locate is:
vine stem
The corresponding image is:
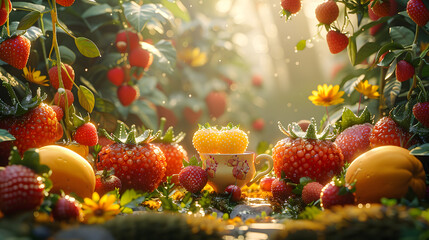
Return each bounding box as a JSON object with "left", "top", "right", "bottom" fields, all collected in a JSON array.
[
  {"left": 378, "top": 68, "right": 387, "bottom": 118},
  {"left": 325, "top": 106, "right": 330, "bottom": 124}
]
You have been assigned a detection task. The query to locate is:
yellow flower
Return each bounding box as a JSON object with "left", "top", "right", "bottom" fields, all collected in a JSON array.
[
  {"left": 308, "top": 84, "right": 345, "bottom": 106},
  {"left": 142, "top": 200, "right": 161, "bottom": 210},
  {"left": 355, "top": 80, "right": 380, "bottom": 99},
  {"left": 81, "top": 192, "right": 121, "bottom": 224},
  {"left": 177, "top": 47, "right": 207, "bottom": 67},
  {"left": 22, "top": 66, "right": 48, "bottom": 86}
]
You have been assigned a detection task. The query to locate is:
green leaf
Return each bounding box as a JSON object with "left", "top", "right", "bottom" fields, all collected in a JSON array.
[
  {"left": 75, "top": 37, "right": 101, "bottom": 58},
  {"left": 12, "top": 2, "right": 45, "bottom": 12},
  {"left": 21, "top": 149, "right": 40, "bottom": 171},
  {"left": 355, "top": 42, "right": 380, "bottom": 65},
  {"left": 0, "top": 129, "right": 15, "bottom": 143},
  {"left": 410, "top": 144, "right": 429, "bottom": 156},
  {"left": 390, "top": 26, "right": 414, "bottom": 46},
  {"left": 145, "top": 40, "right": 176, "bottom": 74},
  {"left": 336, "top": 107, "right": 372, "bottom": 132},
  {"left": 295, "top": 39, "right": 306, "bottom": 51},
  {"left": 95, "top": 96, "right": 116, "bottom": 113},
  {"left": 23, "top": 26, "right": 43, "bottom": 42},
  {"left": 17, "top": 11, "right": 41, "bottom": 30},
  {"left": 384, "top": 80, "right": 401, "bottom": 108},
  {"left": 378, "top": 52, "right": 395, "bottom": 67},
  {"left": 256, "top": 141, "right": 272, "bottom": 155},
  {"left": 123, "top": 2, "right": 173, "bottom": 33},
  {"left": 77, "top": 85, "right": 95, "bottom": 113},
  {"left": 348, "top": 37, "right": 357, "bottom": 66},
  {"left": 57, "top": 46, "right": 76, "bottom": 65},
  {"left": 160, "top": 0, "right": 190, "bottom": 21},
  {"left": 82, "top": 4, "right": 113, "bottom": 19}
]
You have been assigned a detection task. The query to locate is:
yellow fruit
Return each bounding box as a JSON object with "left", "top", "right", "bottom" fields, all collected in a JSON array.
[
  {"left": 345, "top": 146, "right": 426, "bottom": 203},
  {"left": 39, "top": 145, "right": 95, "bottom": 198},
  {"left": 192, "top": 126, "right": 219, "bottom": 153},
  {"left": 217, "top": 126, "right": 248, "bottom": 154},
  {"left": 63, "top": 143, "right": 89, "bottom": 159}
]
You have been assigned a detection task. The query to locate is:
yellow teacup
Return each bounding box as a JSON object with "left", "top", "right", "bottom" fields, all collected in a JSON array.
[{"left": 200, "top": 152, "right": 273, "bottom": 193}]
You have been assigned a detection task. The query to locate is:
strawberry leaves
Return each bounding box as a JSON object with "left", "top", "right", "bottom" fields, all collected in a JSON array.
[{"left": 335, "top": 107, "right": 373, "bottom": 133}]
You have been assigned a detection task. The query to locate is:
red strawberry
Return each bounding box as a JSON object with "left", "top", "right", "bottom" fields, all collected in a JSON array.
[
  {"left": 107, "top": 67, "right": 125, "bottom": 86},
  {"left": 334, "top": 123, "right": 373, "bottom": 163},
  {"left": 252, "top": 118, "right": 265, "bottom": 131},
  {"left": 98, "top": 136, "right": 114, "bottom": 147},
  {"left": 97, "top": 124, "right": 167, "bottom": 192},
  {"left": 49, "top": 63, "right": 75, "bottom": 90},
  {"left": 315, "top": 0, "right": 339, "bottom": 25},
  {"left": 0, "top": 165, "right": 45, "bottom": 215},
  {"left": 0, "top": 35, "right": 31, "bottom": 69},
  {"left": 178, "top": 166, "right": 208, "bottom": 193},
  {"left": 407, "top": 0, "right": 429, "bottom": 26},
  {"left": 252, "top": 74, "right": 263, "bottom": 87},
  {"left": 369, "top": 116, "right": 416, "bottom": 148},
  {"left": 281, "top": 0, "right": 302, "bottom": 15},
  {"left": 54, "top": 89, "right": 74, "bottom": 109},
  {"left": 51, "top": 105, "right": 64, "bottom": 121},
  {"left": 73, "top": 122, "right": 98, "bottom": 146},
  {"left": 273, "top": 120, "right": 344, "bottom": 184},
  {"left": 413, "top": 102, "right": 429, "bottom": 128},
  {"left": 320, "top": 179, "right": 356, "bottom": 209},
  {"left": 94, "top": 170, "right": 122, "bottom": 196},
  {"left": 1, "top": 103, "right": 59, "bottom": 154},
  {"left": 117, "top": 85, "right": 138, "bottom": 106},
  {"left": 302, "top": 181, "right": 323, "bottom": 204},
  {"left": 260, "top": 177, "right": 275, "bottom": 192},
  {"left": 326, "top": 30, "right": 349, "bottom": 54},
  {"left": 395, "top": 60, "right": 415, "bottom": 82},
  {"left": 56, "top": 0, "right": 75, "bottom": 7},
  {"left": 370, "top": 0, "right": 391, "bottom": 18},
  {"left": 115, "top": 30, "right": 142, "bottom": 53},
  {"left": 271, "top": 178, "right": 293, "bottom": 202},
  {"left": 153, "top": 142, "right": 188, "bottom": 184},
  {"left": 225, "top": 185, "right": 242, "bottom": 202},
  {"left": 0, "top": 0, "right": 12, "bottom": 26},
  {"left": 52, "top": 196, "right": 81, "bottom": 221},
  {"left": 183, "top": 106, "right": 203, "bottom": 125},
  {"left": 205, "top": 91, "right": 227, "bottom": 119},
  {"left": 129, "top": 47, "right": 153, "bottom": 70}
]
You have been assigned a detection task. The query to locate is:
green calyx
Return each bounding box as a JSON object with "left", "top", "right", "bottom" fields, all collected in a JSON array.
[
  {"left": 335, "top": 107, "right": 374, "bottom": 133},
  {"left": 153, "top": 117, "right": 185, "bottom": 144},
  {"left": 332, "top": 176, "right": 356, "bottom": 196},
  {"left": 8, "top": 147, "right": 52, "bottom": 192},
  {"left": 183, "top": 156, "right": 202, "bottom": 167},
  {"left": 102, "top": 121, "right": 159, "bottom": 145},
  {"left": 0, "top": 80, "right": 46, "bottom": 117},
  {"left": 278, "top": 118, "right": 335, "bottom": 140}
]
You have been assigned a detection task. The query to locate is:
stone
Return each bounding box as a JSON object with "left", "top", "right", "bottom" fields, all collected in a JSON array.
[
  {"left": 230, "top": 204, "right": 273, "bottom": 221},
  {"left": 54, "top": 226, "right": 115, "bottom": 240}
]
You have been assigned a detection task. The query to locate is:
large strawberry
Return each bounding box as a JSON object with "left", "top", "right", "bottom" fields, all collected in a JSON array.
[
  {"left": 315, "top": 0, "right": 339, "bottom": 25},
  {"left": 272, "top": 119, "right": 344, "bottom": 185},
  {"left": 56, "top": 0, "right": 75, "bottom": 7},
  {"left": 334, "top": 123, "right": 373, "bottom": 163},
  {"left": 413, "top": 102, "right": 429, "bottom": 128},
  {"left": 49, "top": 63, "right": 75, "bottom": 90},
  {"left": 152, "top": 119, "right": 188, "bottom": 184},
  {"left": 0, "top": 35, "right": 31, "bottom": 69},
  {"left": 0, "top": 148, "right": 51, "bottom": 215},
  {"left": 0, "top": 0, "right": 11, "bottom": 26},
  {"left": 369, "top": 116, "right": 416, "bottom": 148},
  {"left": 217, "top": 123, "right": 249, "bottom": 154},
  {"left": 97, "top": 123, "right": 167, "bottom": 192},
  {"left": 0, "top": 81, "right": 59, "bottom": 154},
  {"left": 205, "top": 91, "right": 227, "bottom": 119},
  {"left": 407, "top": 0, "right": 429, "bottom": 26},
  {"left": 326, "top": 30, "right": 349, "bottom": 54}
]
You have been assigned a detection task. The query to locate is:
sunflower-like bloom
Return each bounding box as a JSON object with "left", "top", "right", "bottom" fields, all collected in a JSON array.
[
  {"left": 177, "top": 47, "right": 207, "bottom": 67},
  {"left": 355, "top": 80, "right": 380, "bottom": 99},
  {"left": 82, "top": 192, "right": 121, "bottom": 224},
  {"left": 308, "top": 84, "right": 345, "bottom": 106},
  {"left": 22, "top": 66, "right": 48, "bottom": 86}
]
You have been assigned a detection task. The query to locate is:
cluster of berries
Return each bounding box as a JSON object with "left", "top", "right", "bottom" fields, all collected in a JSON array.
[{"left": 107, "top": 30, "right": 154, "bottom": 106}]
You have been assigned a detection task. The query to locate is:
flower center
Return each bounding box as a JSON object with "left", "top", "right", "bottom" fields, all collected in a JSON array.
[{"left": 94, "top": 208, "right": 105, "bottom": 217}]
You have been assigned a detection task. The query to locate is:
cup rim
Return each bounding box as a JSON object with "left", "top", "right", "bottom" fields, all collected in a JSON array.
[{"left": 199, "top": 151, "right": 255, "bottom": 156}]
